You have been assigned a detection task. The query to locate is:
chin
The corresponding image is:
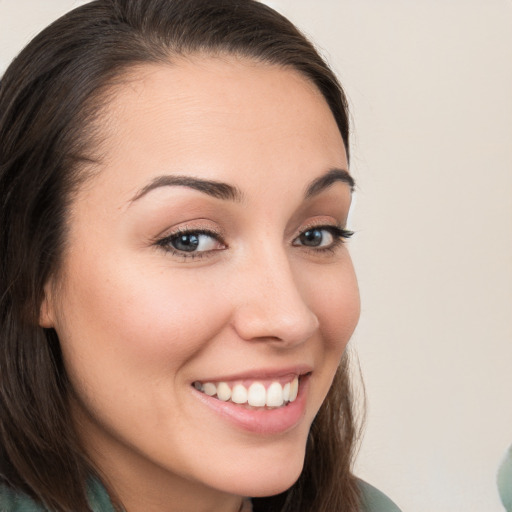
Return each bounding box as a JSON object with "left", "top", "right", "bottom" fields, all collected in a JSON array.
[
  {"left": 245, "top": 466, "right": 303, "bottom": 498},
  {"left": 215, "top": 441, "right": 306, "bottom": 498}
]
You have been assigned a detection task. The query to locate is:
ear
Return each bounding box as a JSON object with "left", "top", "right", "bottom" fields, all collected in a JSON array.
[{"left": 39, "top": 281, "right": 56, "bottom": 328}]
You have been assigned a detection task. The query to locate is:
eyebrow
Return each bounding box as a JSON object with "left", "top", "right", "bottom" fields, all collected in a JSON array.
[
  {"left": 129, "top": 168, "right": 354, "bottom": 204},
  {"left": 130, "top": 175, "right": 244, "bottom": 203},
  {"left": 305, "top": 168, "right": 355, "bottom": 198}
]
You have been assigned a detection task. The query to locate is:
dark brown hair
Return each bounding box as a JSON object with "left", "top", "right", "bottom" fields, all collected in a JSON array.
[{"left": 0, "top": 1, "right": 360, "bottom": 510}]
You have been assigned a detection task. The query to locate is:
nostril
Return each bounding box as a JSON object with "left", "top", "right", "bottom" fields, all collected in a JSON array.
[
  {"left": 232, "top": 303, "right": 318, "bottom": 346},
  {"left": 230, "top": 259, "right": 319, "bottom": 344}
]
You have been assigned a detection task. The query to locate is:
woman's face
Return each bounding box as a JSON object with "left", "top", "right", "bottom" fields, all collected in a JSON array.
[{"left": 41, "top": 57, "right": 360, "bottom": 509}]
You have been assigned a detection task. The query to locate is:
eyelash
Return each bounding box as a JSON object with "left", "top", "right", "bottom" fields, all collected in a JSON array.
[
  {"left": 155, "top": 225, "right": 354, "bottom": 260},
  {"left": 155, "top": 227, "right": 225, "bottom": 260},
  {"left": 296, "top": 225, "right": 354, "bottom": 255}
]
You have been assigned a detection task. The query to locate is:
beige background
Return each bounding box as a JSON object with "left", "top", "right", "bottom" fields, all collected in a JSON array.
[{"left": 1, "top": 1, "right": 511, "bottom": 511}]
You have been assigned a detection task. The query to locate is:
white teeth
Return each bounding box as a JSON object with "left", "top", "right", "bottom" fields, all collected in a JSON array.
[
  {"left": 216, "top": 382, "right": 231, "bottom": 401},
  {"left": 282, "top": 382, "right": 290, "bottom": 402},
  {"left": 289, "top": 377, "right": 299, "bottom": 402},
  {"left": 266, "top": 382, "right": 284, "bottom": 407},
  {"left": 203, "top": 382, "right": 217, "bottom": 396},
  {"left": 248, "top": 382, "right": 266, "bottom": 407},
  {"left": 231, "top": 384, "right": 248, "bottom": 404},
  {"left": 195, "top": 376, "right": 301, "bottom": 408}
]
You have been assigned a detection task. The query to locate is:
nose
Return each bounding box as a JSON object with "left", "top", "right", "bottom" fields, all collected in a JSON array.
[{"left": 230, "top": 249, "right": 320, "bottom": 347}]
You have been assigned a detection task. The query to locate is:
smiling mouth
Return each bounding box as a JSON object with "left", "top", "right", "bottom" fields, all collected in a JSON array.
[{"left": 192, "top": 375, "right": 301, "bottom": 409}]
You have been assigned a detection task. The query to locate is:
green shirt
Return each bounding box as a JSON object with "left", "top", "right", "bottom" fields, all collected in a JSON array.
[
  {"left": 0, "top": 478, "right": 402, "bottom": 511},
  {"left": 0, "top": 479, "right": 113, "bottom": 512}
]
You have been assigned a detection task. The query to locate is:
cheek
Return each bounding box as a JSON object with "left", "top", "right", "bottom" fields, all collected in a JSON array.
[
  {"left": 293, "top": 255, "right": 359, "bottom": 423},
  {"left": 307, "top": 257, "right": 360, "bottom": 353},
  {"left": 55, "top": 256, "right": 230, "bottom": 383}
]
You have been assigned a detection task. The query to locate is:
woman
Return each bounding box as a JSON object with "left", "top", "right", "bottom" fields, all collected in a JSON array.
[{"left": 0, "top": 1, "right": 401, "bottom": 511}]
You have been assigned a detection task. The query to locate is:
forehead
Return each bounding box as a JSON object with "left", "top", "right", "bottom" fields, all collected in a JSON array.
[{"left": 83, "top": 56, "right": 347, "bottom": 204}]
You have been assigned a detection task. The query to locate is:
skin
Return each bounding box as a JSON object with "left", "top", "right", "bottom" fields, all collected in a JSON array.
[{"left": 40, "top": 56, "right": 360, "bottom": 512}]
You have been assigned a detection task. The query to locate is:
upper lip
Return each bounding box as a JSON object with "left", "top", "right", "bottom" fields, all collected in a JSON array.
[{"left": 193, "top": 364, "right": 313, "bottom": 383}]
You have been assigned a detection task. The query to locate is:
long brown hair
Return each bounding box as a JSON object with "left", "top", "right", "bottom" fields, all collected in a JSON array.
[{"left": 0, "top": 1, "right": 361, "bottom": 510}]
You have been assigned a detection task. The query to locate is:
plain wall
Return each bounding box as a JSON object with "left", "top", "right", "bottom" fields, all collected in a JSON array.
[{"left": 1, "top": 2, "right": 511, "bottom": 511}]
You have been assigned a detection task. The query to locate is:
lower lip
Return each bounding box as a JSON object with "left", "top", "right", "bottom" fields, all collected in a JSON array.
[{"left": 192, "top": 375, "right": 310, "bottom": 435}]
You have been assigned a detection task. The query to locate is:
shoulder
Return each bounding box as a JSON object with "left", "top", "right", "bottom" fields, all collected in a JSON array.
[
  {"left": 0, "top": 483, "right": 45, "bottom": 512},
  {"left": 358, "top": 479, "right": 403, "bottom": 512},
  {"left": 0, "top": 479, "right": 115, "bottom": 512}
]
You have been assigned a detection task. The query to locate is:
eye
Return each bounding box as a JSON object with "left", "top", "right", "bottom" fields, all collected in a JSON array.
[
  {"left": 296, "top": 228, "right": 333, "bottom": 248},
  {"left": 156, "top": 229, "right": 225, "bottom": 255},
  {"left": 293, "top": 226, "right": 353, "bottom": 249}
]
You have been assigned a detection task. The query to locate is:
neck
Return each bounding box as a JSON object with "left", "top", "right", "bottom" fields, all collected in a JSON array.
[
  {"left": 74, "top": 404, "right": 245, "bottom": 512},
  {"left": 98, "top": 453, "right": 244, "bottom": 512}
]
